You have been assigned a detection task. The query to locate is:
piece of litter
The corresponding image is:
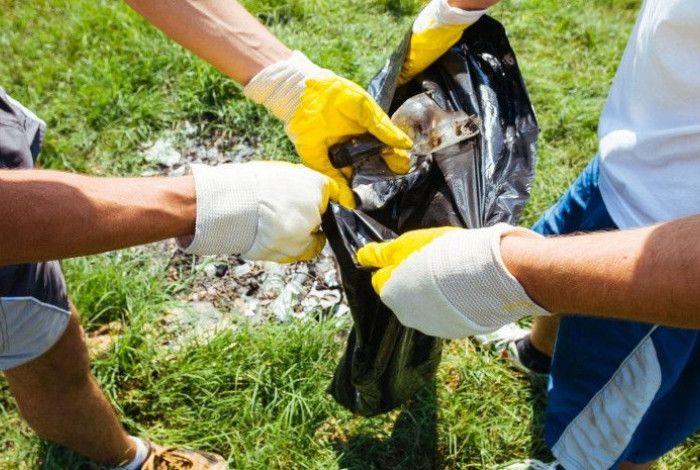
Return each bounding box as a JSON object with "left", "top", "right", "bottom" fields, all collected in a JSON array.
[{"left": 144, "top": 138, "right": 181, "bottom": 167}]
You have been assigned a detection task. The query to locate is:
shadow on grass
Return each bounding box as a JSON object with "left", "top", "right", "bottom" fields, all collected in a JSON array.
[
  {"left": 334, "top": 382, "right": 440, "bottom": 470},
  {"left": 527, "top": 373, "right": 555, "bottom": 462},
  {"left": 37, "top": 441, "right": 88, "bottom": 470}
]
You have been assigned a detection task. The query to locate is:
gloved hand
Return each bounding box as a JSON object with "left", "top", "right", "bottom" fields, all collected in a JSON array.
[
  {"left": 399, "top": 0, "right": 488, "bottom": 85},
  {"left": 244, "top": 51, "right": 413, "bottom": 208},
  {"left": 356, "top": 224, "right": 549, "bottom": 338},
  {"left": 179, "top": 161, "right": 338, "bottom": 263}
]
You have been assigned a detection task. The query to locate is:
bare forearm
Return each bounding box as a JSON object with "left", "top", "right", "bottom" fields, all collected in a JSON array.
[
  {"left": 502, "top": 214, "right": 700, "bottom": 328},
  {"left": 448, "top": 0, "right": 501, "bottom": 10},
  {"left": 0, "top": 170, "right": 195, "bottom": 265},
  {"left": 124, "top": 0, "right": 291, "bottom": 84}
]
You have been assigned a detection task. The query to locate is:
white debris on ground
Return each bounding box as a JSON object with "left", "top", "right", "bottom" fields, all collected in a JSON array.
[
  {"left": 157, "top": 300, "right": 237, "bottom": 352},
  {"left": 140, "top": 121, "right": 258, "bottom": 177},
  {"left": 137, "top": 125, "right": 349, "bottom": 348},
  {"left": 143, "top": 137, "right": 181, "bottom": 167},
  {"left": 167, "top": 243, "right": 348, "bottom": 324}
]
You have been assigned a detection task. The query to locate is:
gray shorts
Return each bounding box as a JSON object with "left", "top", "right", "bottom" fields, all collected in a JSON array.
[{"left": 0, "top": 88, "right": 71, "bottom": 370}]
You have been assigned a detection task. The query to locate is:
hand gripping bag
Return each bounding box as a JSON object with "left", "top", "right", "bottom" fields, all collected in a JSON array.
[{"left": 322, "top": 16, "right": 538, "bottom": 416}]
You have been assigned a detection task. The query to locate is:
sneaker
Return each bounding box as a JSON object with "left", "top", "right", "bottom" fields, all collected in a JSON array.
[
  {"left": 498, "top": 458, "right": 561, "bottom": 470},
  {"left": 474, "top": 324, "right": 551, "bottom": 376},
  {"left": 474, "top": 324, "right": 531, "bottom": 348},
  {"left": 140, "top": 442, "right": 227, "bottom": 470}
]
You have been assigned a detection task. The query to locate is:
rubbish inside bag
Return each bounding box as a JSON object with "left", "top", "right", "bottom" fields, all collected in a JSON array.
[{"left": 322, "top": 16, "right": 539, "bottom": 416}]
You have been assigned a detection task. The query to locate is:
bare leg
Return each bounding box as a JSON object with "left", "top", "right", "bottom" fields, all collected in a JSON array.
[
  {"left": 3, "top": 306, "right": 136, "bottom": 465},
  {"left": 618, "top": 461, "right": 653, "bottom": 470},
  {"left": 528, "top": 314, "right": 560, "bottom": 357}
]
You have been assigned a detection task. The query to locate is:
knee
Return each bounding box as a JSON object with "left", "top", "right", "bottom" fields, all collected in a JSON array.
[
  {"left": 42, "top": 312, "right": 93, "bottom": 393},
  {"left": 6, "top": 310, "right": 93, "bottom": 396}
]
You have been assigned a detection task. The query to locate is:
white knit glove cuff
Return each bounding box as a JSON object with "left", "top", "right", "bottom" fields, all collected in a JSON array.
[
  {"left": 433, "top": 223, "right": 549, "bottom": 333},
  {"left": 243, "top": 51, "right": 334, "bottom": 124},
  {"left": 178, "top": 164, "right": 259, "bottom": 255},
  {"left": 413, "top": 0, "right": 486, "bottom": 32}
]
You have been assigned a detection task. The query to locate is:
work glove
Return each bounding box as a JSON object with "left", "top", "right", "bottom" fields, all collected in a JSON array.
[
  {"left": 244, "top": 51, "right": 413, "bottom": 208},
  {"left": 356, "top": 224, "right": 549, "bottom": 339},
  {"left": 179, "top": 161, "right": 338, "bottom": 263},
  {"left": 399, "top": 0, "right": 488, "bottom": 85}
]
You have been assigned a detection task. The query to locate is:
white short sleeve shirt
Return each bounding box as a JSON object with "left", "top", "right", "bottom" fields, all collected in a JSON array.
[{"left": 598, "top": 0, "right": 700, "bottom": 229}]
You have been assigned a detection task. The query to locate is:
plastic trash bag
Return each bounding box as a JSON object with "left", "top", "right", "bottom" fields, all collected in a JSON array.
[{"left": 322, "top": 16, "right": 538, "bottom": 416}]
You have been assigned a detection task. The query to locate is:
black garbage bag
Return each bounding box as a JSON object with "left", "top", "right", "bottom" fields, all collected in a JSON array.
[{"left": 322, "top": 16, "right": 538, "bottom": 416}]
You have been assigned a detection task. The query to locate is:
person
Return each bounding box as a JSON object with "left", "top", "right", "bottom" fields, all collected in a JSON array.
[
  {"left": 5, "top": 0, "right": 505, "bottom": 465},
  {"left": 0, "top": 0, "right": 423, "bottom": 467},
  {"left": 1, "top": 90, "right": 342, "bottom": 468},
  {"left": 358, "top": 0, "right": 700, "bottom": 468}
]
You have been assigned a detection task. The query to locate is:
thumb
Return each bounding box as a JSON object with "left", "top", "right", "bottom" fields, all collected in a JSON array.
[
  {"left": 357, "top": 227, "right": 459, "bottom": 267},
  {"left": 370, "top": 265, "right": 397, "bottom": 295},
  {"left": 320, "top": 176, "right": 341, "bottom": 214},
  {"left": 382, "top": 147, "right": 411, "bottom": 175},
  {"left": 331, "top": 175, "right": 356, "bottom": 209}
]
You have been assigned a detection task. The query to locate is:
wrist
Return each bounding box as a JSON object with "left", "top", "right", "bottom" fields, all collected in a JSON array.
[
  {"left": 413, "top": 0, "right": 486, "bottom": 32},
  {"left": 243, "top": 51, "right": 333, "bottom": 124},
  {"left": 166, "top": 176, "right": 197, "bottom": 238},
  {"left": 178, "top": 164, "right": 259, "bottom": 255},
  {"left": 500, "top": 231, "right": 554, "bottom": 312},
  {"left": 447, "top": 0, "right": 497, "bottom": 10}
]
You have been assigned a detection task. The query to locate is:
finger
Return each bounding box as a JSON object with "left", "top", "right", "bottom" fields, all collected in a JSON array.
[
  {"left": 319, "top": 170, "right": 356, "bottom": 209},
  {"left": 296, "top": 142, "right": 356, "bottom": 208},
  {"left": 356, "top": 241, "right": 385, "bottom": 268},
  {"left": 382, "top": 147, "right": 411, "bottom": 174},
  {"left": 335, "top": 178, "right": 357, "bottom": 209},
  {"left": 359, "top": 98, "right": 413, "bottom": 150},
  {"left": 357, "top": 238, "right": 408, "bottom": 268},
  {"left": 371, "top": 265, "right": 397, "bottom": 295},
  {"left": 296, "top": 141, "right": 338, "bottom": 176},
  {"left": 357, "top": 227, "right": 458, "bottom": 267},
  {"left": 320, "top": 175, "right": 341, "bottom": 213}
]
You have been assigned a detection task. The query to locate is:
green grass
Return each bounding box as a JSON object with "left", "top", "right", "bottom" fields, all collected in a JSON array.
[{"left": 1, "top": 0, "right": 698, "bottom": 468}]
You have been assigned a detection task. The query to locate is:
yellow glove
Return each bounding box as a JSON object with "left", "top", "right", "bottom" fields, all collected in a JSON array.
[
  {"left": 399, "top": 0, "right": 487, "bottom": 85},
  {"left": 357, "top": 225, "right": 548, "bottom": 339},
  {"left": 244, "top": 51, "right": 413, "bottom": 208}
]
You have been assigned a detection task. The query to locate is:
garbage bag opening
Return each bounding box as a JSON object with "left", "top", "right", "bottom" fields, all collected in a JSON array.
[{"left": 322, "top": 15, "right": 538, "bottom": 416}]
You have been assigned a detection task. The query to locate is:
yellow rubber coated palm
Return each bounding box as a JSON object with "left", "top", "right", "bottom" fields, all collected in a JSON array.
[
  {"left": 287, "top": 76, "right": 413, "bottom": 208},
  {"left": 356, "top": 226, "right": 459, "bottom": 293},
  {"left": 399, "top": 23, "right": 468, "bottom": 85}
]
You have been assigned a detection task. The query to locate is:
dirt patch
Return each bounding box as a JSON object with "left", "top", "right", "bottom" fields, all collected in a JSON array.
[
  {"left": 139, "top": 126, "right": 349, "bottom": 346},
  {"left": 166, "top": 243, "right": 347, "bottom": 323}
]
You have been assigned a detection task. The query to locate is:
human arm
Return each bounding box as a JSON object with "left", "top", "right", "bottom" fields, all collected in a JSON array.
[
  {"left": 123, "top": 0, "right": 413, "bottom": 207},
  {"left": 0, "top": 170, "right": 195, "bottom": 265},
  {"left": 0, "top": 163, "right": 337, "bottom": 266},
  {"left": 123, "top": 0, "right": 499, "bottom": 83},
  {"left": 123, "top": 0, "right": 289, "bottom": 85},
  {"left": 356, "top": 215, "right": 700, "bottom": 338},
  {"left": 502, "top": 214, "right": 700, "bottom": 328},
  {"left": 450, "top": 0, "right": 501, "bottom": 8}
]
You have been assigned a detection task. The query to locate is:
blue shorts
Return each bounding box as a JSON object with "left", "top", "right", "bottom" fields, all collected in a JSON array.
[
  {"left": 0, "top": 88, "right": 71, "bottom": 371},
  {"left": 532, "top": 157, "right": 700, "bottom": 469}
]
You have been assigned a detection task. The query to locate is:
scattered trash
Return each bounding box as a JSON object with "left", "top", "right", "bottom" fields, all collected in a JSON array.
[
  {"left": 139, "top": 128, "right": 347, "bottom": 347},
  {"left": 159, "top": 301, "right": 234, "bottom": 351},
  {"left": 143, "top": 137, "right": 181, "bottom": 167},
  {"left": 141, "top": 122, "right": 260, "bottom": 177},
  {"left": 165, "top": 243, "right": 347, "bottom": 326}
]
